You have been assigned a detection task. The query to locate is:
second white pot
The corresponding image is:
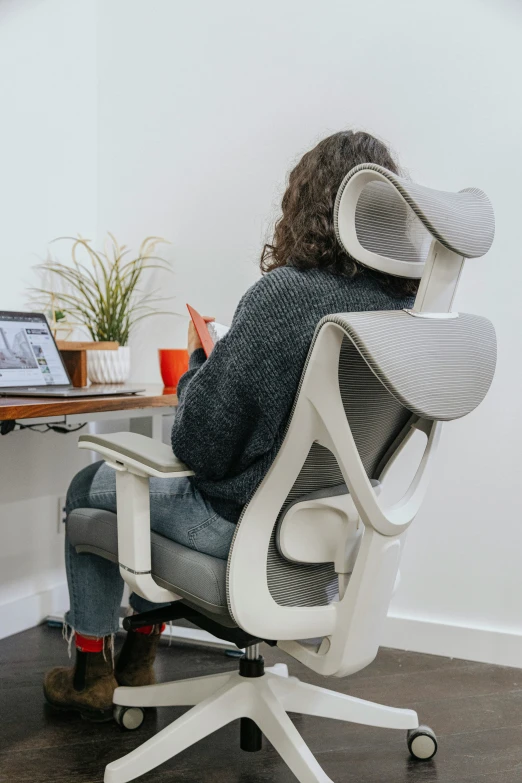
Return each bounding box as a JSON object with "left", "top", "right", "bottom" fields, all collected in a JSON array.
[{"left": 87, "top": 346, "right": 131, "bottom": 384}]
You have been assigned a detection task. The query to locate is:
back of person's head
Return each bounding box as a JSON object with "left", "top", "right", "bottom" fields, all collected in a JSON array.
[{"left": 261, "top": 130, "right": 418, "bottom": 297}]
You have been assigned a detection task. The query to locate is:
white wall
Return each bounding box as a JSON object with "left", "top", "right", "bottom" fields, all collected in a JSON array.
[
  {"left": 0, "top": 0, "right": 98, "bottom": 311},
  {"left": 96, "top": 0, "right": 522, "bottom": 665},
  {"left": 0, "top": 0, "right": 98, "bottom": 635},
  {"left": 1, "top": 0, "right": 521, "bottom": 665}
]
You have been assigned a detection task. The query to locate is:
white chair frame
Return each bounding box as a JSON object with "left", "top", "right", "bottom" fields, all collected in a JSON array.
[
  {"left": 75, "top": 166, "right": 489, "bottom": 781},
  {"left": 79, "top": 320, "right": 441, "bottom": 783}
]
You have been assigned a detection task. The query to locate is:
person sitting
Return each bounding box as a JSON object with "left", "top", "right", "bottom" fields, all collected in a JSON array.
[{"left": 44, "top": 130, "right": 419, "bottom": 721}]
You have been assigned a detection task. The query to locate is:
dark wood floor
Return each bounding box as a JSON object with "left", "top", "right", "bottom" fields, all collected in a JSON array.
[{"left": 0, "top": 625, "right": 521, "bottom": 782}]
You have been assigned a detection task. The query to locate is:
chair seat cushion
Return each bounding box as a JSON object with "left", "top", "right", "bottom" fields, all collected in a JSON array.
[{"left": 67, "top": 508, "right": 229, "bottom": 616}]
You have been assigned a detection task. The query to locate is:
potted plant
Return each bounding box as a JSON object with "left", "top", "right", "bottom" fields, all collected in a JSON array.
[{"left": 31, "top": 234, "right": 172, "bottom": 383}]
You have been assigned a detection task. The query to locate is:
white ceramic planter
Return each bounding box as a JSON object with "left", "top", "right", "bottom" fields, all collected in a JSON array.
[{"left": 87, "top": 346, "right": 131, "bottom": 384}]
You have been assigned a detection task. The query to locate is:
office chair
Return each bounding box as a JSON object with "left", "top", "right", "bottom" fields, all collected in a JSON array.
[{"left": 68, "top": 163, "right": 496, "bottom": 783}]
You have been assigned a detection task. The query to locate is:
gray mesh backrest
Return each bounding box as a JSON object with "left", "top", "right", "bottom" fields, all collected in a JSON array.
[
  {"left": 228, "top": 306, "right": 495, "bottom": 616},
  {"left": 338, "top": 337, "right": 411, "bottom": 475},
  {"left": 264, "top": 338, "right": 410, "bottom": 608},
  {"left": 355, "top": 181, "right": 431, "bottom": 265},
  {"left": 328, "top": 311, "right": 496, "bottom": 421}
]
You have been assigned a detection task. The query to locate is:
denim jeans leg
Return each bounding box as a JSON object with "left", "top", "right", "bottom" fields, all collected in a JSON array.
[
  {"left": 64, "top": 538, "right": 124, "bottom": 637},
  {"left": 64, "top": 461, "right": 159, "bottom": 636}
]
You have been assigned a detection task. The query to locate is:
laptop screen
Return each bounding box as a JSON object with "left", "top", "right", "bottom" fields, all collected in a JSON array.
[{"left": 0, "top": 312, "right": 70, "bottom": 388}]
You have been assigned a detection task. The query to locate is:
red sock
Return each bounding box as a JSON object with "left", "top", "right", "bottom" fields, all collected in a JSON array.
[
  {"left": 75, "top": 633, "right": 104, "bottom": 653},
  {"left": 134, "top": 623, "right": 166, "bottom": 636}
]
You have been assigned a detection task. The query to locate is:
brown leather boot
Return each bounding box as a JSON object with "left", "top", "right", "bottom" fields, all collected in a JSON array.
[
  {"left": 44, "top": 643, "right": 117, "bottom": 722},
  {"left": 115, "top": 626, "right": 164, "bottom": 687}
]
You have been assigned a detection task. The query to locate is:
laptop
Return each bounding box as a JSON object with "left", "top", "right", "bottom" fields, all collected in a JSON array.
[{"left": 0, "top": 311, "right": 144, "bottom": 397}]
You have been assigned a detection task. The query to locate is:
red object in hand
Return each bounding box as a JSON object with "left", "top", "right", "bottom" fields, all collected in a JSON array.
[
  {"left": 186, "top": 304, "right": 216, "bottom": 358},
  {"left": 159, "top": 349, "right": 189, "bottom": 390}
]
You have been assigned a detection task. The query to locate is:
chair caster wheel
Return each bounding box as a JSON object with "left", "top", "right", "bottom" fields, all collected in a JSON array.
[
  {"left": 114, "top": 705, "right": 145, "bottom": 731},
  {"left": 407, "top": 725, "right": 438, "bottom": 760}
]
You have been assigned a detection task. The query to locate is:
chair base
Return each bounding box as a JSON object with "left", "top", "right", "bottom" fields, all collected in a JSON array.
[{"left": 105, "top": 663, "right": 419, "bottom": 783}]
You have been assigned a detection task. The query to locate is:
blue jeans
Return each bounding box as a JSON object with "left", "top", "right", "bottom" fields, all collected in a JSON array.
[{"left": 64, "top": 461, "right": 236, "bottom": 637}]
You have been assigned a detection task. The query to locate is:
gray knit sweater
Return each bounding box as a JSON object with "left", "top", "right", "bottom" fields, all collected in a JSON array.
[{"left": 171, "top": 266, "right": 414, "bottom": 522}]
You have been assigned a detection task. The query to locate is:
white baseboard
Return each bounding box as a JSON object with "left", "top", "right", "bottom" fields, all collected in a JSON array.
[
  {"left": 0, "top": 583, "right": 69, "bottom": 641},
  {"left": 384, "top": 612, "right": 522, "bottom": 669},
  {"left": 1, "top": 588, "right": 520, "bottom": 670}
]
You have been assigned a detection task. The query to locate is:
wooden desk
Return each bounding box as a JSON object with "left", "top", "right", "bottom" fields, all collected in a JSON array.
[
  {"left": 0, "top": 384, "right": 178, "bottom": 439},
  {"left": 0, "top": 384, "right": 178, "bottom": 421}
]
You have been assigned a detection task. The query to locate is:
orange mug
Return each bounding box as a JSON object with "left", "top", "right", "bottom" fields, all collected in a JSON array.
[{"left": 159, "top": 349, "right": 189, "bottom": 390}]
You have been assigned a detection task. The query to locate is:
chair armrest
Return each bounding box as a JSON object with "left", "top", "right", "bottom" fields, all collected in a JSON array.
[
  {"left": 78, "top": 430, "right": 187, "bottom": 603},
  {"left": 78, "top": 431, "right": 194, "bottom": 478}
]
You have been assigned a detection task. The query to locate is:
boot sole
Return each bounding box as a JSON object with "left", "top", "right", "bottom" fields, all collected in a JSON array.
[{"left": 43, "top": 688, "right": 114, "bottom": 723}]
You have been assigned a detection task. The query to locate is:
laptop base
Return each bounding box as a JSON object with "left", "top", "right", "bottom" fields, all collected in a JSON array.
[{"left": 0, "top": 386, "right": 145, "bottom": 398}]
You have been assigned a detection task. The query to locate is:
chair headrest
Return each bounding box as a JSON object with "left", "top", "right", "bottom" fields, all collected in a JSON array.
[{"left": 334, "top": 163, "right": 495, "bottom": 278}]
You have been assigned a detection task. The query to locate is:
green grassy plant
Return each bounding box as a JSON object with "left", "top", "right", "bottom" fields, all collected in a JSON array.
[{"left": 31, "top": 234, "right": 172, "bottom": 345}]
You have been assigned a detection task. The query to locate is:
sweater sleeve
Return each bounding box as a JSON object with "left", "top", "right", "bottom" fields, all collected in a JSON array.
[{"left": 171, "top": 275, "right": 307, "bottom": 480}]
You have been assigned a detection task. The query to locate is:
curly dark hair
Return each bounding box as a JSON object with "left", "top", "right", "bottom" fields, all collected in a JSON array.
[{"left": 260, "top": 130, "right": 419, "bottom": 297}]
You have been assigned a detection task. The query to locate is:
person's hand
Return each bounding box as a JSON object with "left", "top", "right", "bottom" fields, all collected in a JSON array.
[{"left": 188, "top": 316, "right": 214, "bottom": 356}]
